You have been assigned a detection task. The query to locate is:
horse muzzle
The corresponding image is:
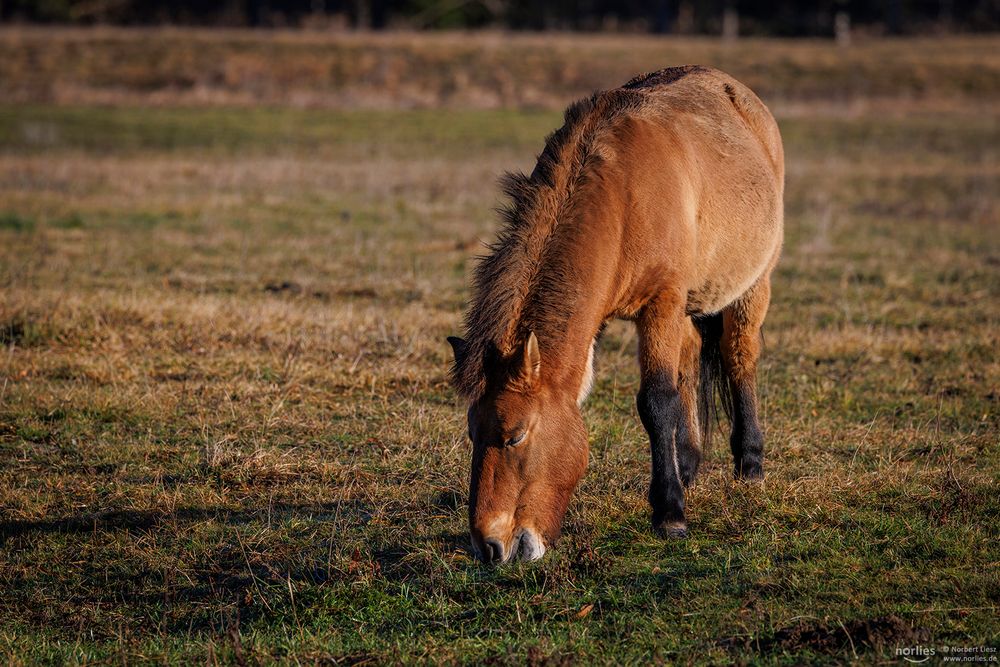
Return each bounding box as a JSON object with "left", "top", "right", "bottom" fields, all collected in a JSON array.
[{"left": 473, "top": 527, "right": 547, "bottom": 564}]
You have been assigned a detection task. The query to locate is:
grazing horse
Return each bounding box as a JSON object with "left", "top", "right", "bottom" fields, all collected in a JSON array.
[{"left": 447, "top": 66, "right": 784, "bottom": 563}]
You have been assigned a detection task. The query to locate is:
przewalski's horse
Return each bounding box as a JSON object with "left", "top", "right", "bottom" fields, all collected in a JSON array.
[{"left": 447, "top": 66, "right": 784, "bottom": 564}]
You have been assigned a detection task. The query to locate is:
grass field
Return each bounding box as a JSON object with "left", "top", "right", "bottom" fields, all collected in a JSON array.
[{"left": 1, "top": 31, "right": 998, "bottom": 664}]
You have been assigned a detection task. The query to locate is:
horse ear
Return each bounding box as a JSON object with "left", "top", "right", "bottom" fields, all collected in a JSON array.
[
  {"left": 523, "top": 331, "right": 541, "bottom": 382},
  {"left": 447, "top": 336, "right": 468, "bottom": 365}
]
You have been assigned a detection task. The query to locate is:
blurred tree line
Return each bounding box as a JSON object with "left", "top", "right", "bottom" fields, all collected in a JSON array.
[{"left": 1, "top": 0, "right": 996, "bottom": 33}]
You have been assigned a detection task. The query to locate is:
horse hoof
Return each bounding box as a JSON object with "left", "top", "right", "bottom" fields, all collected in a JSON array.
[
  {"left": 735, "top": 462, "right": 764, "bottom": 480},
  {"left": 655, "top": 521, "right": 688, "bottom": 539}
]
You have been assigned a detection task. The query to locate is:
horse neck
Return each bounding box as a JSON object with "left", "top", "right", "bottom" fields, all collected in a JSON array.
[
  {"left": 527, "top": 198, "right": 616, "bottom": 402},
  {"left": 543, "top": 301, "right": 602, "bottom": 405}
]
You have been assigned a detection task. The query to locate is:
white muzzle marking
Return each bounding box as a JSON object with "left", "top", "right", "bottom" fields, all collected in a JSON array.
[
  {"left": 513, "top": 527, "right": 547, "bottom": 562},
  {"left": 576, "top": 340, "right": 596, "bottom": 406}
]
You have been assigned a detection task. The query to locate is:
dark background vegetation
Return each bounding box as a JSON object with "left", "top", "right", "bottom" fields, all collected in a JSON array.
[{"left": 2, "top": 0, "right": 998, "bottom": 33}]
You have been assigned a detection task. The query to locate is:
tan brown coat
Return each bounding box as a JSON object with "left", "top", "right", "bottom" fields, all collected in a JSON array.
[{"left": 449, "top": 66, "right": 784, "bottom": 563}]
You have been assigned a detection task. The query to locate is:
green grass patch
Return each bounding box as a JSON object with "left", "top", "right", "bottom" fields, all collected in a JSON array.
[
  {"left": 0, "top": 211, "right": 34, "bottom": 231},
  {"left": 0, "top": 82, "right": 997, "bottom": 662}
]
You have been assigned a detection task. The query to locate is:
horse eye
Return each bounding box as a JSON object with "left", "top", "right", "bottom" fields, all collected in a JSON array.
[{"left": 504, "top": 431, "right": 527, "bottom": 448}]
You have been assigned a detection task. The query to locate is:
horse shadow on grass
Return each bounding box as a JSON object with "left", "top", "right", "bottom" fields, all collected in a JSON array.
[
  {"left": 0, "top": 499, "right": 380, "bottom": 633},
  {"left": 0, "top": 500, "right": 372, "bottom": 545},
  {"left": 0, "top": 488, "right": 482, "bottom": 636}
]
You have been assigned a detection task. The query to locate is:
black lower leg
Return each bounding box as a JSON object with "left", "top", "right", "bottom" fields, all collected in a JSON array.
[
  {"left": 675, "top": 413, "right": 701, "bottom": 487},
  {"left": 730, "top": 381, "right": 764, "bottom": 479},
  {"left": 637, "top": 373, "right": 687, "bottom": 536}
]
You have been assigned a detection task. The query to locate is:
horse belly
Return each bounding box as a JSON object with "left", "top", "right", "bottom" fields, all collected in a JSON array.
[
  {"left": 685, "top": 207, "right": 781, "bottom": 316},
  {"left": 687, "top": 172, "right": 781, "bottom": 314},
  {"left": 685, "top": 267, "right": 762, "bottom": 315}
]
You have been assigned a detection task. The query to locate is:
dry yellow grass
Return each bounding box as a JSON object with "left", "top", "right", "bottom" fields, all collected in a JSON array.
[
  {"left": 1, "top": 27, "right": 998, "bottom": 111},
  {"left": 0, "top": 31, "right": 997, "bottom": 664}
]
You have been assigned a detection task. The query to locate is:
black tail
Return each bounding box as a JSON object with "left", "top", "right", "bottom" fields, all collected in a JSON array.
[{"left": 694, "top": 313, "right": 733, "bottom": 451}]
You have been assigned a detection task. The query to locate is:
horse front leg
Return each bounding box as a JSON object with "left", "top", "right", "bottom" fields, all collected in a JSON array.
[
  {"left": 635, "top": 294, "right": 693, "bottom": 538},
  {"left": 675, "top": 318, "right": 703, "bottom": 487}
]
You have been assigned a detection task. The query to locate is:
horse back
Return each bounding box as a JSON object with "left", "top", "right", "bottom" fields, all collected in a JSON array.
[
  {"left": 608, "top": 66, "right": 785, "bottom": 316},
  {"left": 624, "top": 66, "right": 783, "bottom": 183}
]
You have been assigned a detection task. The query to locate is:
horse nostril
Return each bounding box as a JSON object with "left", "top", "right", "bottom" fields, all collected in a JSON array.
[{"left": 484, "top": 538, "right": 504, "bottom": 563}]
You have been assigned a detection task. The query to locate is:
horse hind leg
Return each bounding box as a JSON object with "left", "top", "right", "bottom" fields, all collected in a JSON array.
[{"left": 721, "top": 272, "right": 772, "bottom": 479}]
